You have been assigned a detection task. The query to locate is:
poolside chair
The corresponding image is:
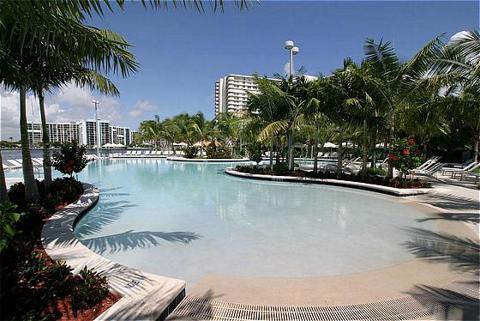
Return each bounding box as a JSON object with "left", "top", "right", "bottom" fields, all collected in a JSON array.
[
  {"left": 453, "top": 162, "right": 480, "bottom": 180},
  {"left": 7, "top": 160, "right": 22, "bottom": 168},
  {"left": 417, "top": 156, "right": 441, "bottom": 171},
  {"left": 144, "top": 151, "right": 151, "bottom": 157},
  {"left": 32, "top": 159, "right": 43, "bottom": 166},
  {"left": 415, "top": 162, "right": 444, "bottom": 176},
  {"left": 125, "top": 151, "right": 132, "bottom": 156},
  {"left": 442, "top": 161, "right": 477, "bottom": 176}
]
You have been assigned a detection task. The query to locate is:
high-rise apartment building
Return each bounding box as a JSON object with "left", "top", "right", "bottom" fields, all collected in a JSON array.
[
  {"left": 27, "top": 120, "right": 133, "bottom": 147},
  {"left": 214, "top": 74, "right": 318, "bottom": 117},
  {"left": 27, "top": 122, "right": 80, "bottom": 146},
  {"left": 214, "top": 74, "right": 260, "bottom": 116}
]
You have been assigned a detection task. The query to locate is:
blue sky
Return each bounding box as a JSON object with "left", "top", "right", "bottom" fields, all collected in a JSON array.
[{"left": 1, "top": 1, "right": 478, "bottom": 139}]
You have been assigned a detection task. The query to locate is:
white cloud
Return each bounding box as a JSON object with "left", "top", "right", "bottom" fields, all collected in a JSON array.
[
  {"left": 0, "top": 83, "right": 148, "bottom": 140},
  {"left": 128, "top": 100, "right": 158, "bottom": 118}
]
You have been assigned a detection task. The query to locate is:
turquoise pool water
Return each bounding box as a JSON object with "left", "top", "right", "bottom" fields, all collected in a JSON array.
[{"left": 8, "top": 159, "right": 436, "bottom": 285}]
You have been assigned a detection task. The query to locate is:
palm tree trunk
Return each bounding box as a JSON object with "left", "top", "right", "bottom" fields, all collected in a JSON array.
[
  {"left": 313, "top": 133, "right": 319, "bottom": 173},
  {"left": 387, "top": 121, "right": 394, "bottom": 178},
  {"left": 473, "top": 134, "right": 479, "bottom": 162},
  {"left": 287, "top": 128, "right": 294, "bottom": 171},
  {"left": 38, "top": 90, "right": 52, "bottom": 187},
  {"left": 269, "top": 139, "right": 274, "bottom": 170},
  {"left": 361, "top": 120, "right": 368, "bottom": 176},
  {"left": 336, "top": 128, "right": 344, "bottom": 177},
  {"left": 0, "top": 151, "right": 8, "bottom": 201},
  {"left": 20, "top": 86, "right": 39, "bottom": 202}
]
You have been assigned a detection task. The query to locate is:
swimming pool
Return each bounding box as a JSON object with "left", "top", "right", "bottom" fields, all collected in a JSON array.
[{"left": 53, "top": 159, "right": 435, "bottom": 287}]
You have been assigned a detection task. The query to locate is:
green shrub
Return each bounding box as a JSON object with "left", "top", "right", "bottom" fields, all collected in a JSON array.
[
  {"left": 367, "top": 167, "right": 386, "bottom": 176},
  {"left": 51, "top": 141, "right": 90, "bottom": 178},
  {"left": 0, "top": 202, "right": 20, "bottom": 253},
  {"left": 183, "top": 146, "right": 199, "bottom": 159},
  {"left": 272, "top": 162, "right": 289, "bottom": 175},
  {"left": 387, "top": 137, "right": 422, "bottom": 178},
  {"left": 246, "top": 143, "right": 263, "bottom": 165},
  {"left": 206, "top": 144, "right": 232, "bottom": 159},
  {"left": 42, "top": 178, "right": 84, "bottom": 212},
  {"left": 71, "top": 267, "right": 109, "bottom": 315}
]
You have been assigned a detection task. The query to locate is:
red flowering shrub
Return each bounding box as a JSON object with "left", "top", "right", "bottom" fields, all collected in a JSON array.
[
  {"left": 387, "top": 137, "right": 423, "bottom": 178},
  {"left": 52, "top": 141, "right": 90, "bottom": 178}
]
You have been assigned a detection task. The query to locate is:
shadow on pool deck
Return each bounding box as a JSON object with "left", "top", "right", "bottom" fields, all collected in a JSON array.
[{"left": 404, "top": 211, "right": 480, "bottom": 321}]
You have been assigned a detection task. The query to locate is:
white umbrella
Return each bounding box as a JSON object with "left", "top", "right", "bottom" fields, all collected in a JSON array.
[
  {"left": 173, "top": 142, "right": 188, "bottom": 147},
  {"left": 324, "top": 142, "right": 338, "bottom": 148}
]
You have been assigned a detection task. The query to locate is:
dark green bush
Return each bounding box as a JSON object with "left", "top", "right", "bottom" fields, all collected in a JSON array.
[
  {"left": 51, "top": 141, "right": 89, "bottom": 177},
  {"left": 0, "top": 202, "right": 20, "bottom": 253},
  {"left": 71, "top": 267, "right": 109, "bottom": 315},
  {"left": 367, "top": 167, "right": 387, "bottom": 176},
  {"left": 183, "top": 146, "right": 199, "bottom": 159},
  {"left": 272, "top": 162, "right": 289, "bottom": 175},
  {"left": 206, "top": 144, "right": 232, "bottom": 159},
  {"left": 246, "top": 143, "right": 263, "bottom": 165}
]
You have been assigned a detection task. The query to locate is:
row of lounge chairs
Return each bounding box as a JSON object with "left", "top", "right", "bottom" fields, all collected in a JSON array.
[
  {"left": 109, "top": 150, "right": 184, "bottom": 158},
  {"left": 414, "top": 157, "right": 479, "bottom": 182},
  {"left": 3, "top": 158, "right": 44, "bottom": 169}
]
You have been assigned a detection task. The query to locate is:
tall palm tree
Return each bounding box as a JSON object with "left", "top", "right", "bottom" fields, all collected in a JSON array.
[
  {"left": 32, "top": 65, "right": 121, "bottom": 188},
  {"left": 1, "top": 15, "right": 138, "bottom": 202},
  {"left": 256, "top": 76, "right": 313, "bottom": 170}
]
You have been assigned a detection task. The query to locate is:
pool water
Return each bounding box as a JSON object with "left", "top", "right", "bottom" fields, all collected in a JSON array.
[{"left": 13, "top": 159, "right": 437, "bottom": 285}]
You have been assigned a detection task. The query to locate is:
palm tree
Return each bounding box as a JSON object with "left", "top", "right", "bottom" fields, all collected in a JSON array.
[
  {"left": 256, "top": 76, "right": 313, "bottom": 170},
  {"left": 426, "top": 31, "right": 480, "bottom": 161},
  {"left": 191, "top": 112, "right": 212, "bottom": 156},
  {"left": 1, "top": 15, "right": 138, "bottom": 202}
]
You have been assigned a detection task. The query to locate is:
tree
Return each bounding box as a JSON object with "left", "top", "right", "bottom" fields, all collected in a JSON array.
[
  {"left": 0, "top": 10, "right": 138, "bottom": 201},
  {"left": 256, "top": 76, "right": 313, "bottom": 170}
]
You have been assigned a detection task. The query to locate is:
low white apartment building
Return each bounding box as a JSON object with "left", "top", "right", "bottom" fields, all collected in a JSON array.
[
  {"left": 27, "top": 120, "right": 133, "bottom": 147},
  {"left": 27, "top": 122, "right": 80, "bottom": 146}
]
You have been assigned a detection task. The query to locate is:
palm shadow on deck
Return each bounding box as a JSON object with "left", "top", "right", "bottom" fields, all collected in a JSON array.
[{"left": 403, "top": 213, "right": 479, "bottom": 320}]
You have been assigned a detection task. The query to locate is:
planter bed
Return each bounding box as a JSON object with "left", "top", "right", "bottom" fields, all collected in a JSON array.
[{"left": 225, "top": 167, "right": 431, "bottom": 197}]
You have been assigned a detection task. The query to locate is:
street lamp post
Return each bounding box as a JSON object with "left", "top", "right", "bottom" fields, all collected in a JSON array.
[
  {"left": 92, "top": 99, "right": 100, "bottom": 157},
  {"left": 284, "top": 40, "right": 299, "bottom": 78}
]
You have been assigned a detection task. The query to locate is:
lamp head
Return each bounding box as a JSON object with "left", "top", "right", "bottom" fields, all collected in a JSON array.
[
  {"left": 292, "top": 46, "right": 299, "bottom": 55},
  {"left": 284, "top": 40, "right": 294, "bottom": 50}
]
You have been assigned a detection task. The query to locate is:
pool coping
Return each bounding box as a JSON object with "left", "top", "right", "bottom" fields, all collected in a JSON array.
[
  {"left": 41, "top": 184, "right": 186, "bottom": 321},
  {"left": 167, "top": 157, "right": 251, "bottom": 163},
  {"left": 224, "top": 167, "right": 431, "bottom": 197}
]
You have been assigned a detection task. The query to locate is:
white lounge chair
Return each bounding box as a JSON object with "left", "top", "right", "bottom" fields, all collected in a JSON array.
[
  {"left": 417, "top": 156, "right": 441, "bottom": 171},
  {"left": 442, "top": 161, "right": 477, "bottom": 176},
  {"left": 7, "top": 160, "right": 22, "bottom": 168},
  {"left": 415, "top": 162, "right": 444, "bottom": 176},
  {"left": 453, "top": 162, "right": 480, "bottom": 180}
]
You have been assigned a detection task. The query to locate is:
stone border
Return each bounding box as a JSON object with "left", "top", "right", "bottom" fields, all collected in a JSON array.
[
  {"left": 41, "top": 184, "right": 186, "bottom": 321},
  {"left": 224, "top": 167, "right": 430, "bottom": 197},
  {"left": 167, "top": 157, "right": 251, "bottom": 163}
]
